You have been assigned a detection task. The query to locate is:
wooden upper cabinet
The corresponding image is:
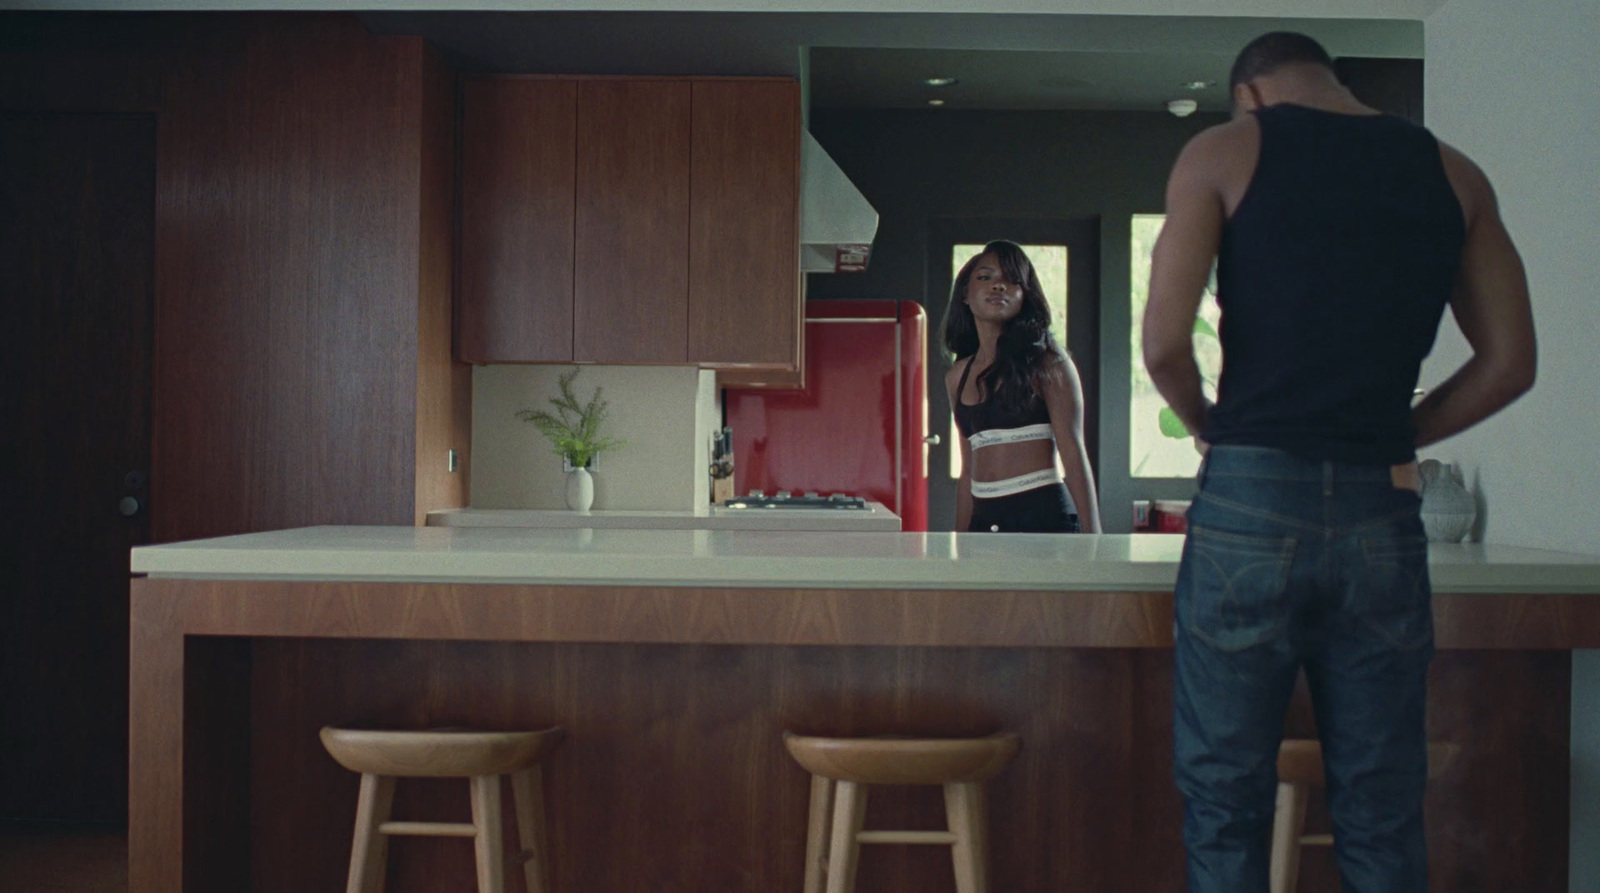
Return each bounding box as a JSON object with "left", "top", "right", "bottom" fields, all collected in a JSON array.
[
  {"left": 688, "top": 80, "right": 802, "bottom": 369},
  {"left": 455, "top": 76, "right": 800, "bottom": 368},
  {"left": 574, "top": 80, "right": 691, "bottom": 364},
  {"left": 457, "top": 77, "right": 577, "bottom": 363}
]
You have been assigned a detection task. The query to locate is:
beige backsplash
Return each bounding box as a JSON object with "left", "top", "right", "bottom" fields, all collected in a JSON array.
[{"left": 470, "top": 364, "right": 716, "bottom": 511}]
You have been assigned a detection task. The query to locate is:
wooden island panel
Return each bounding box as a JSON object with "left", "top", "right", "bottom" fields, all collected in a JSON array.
[{"left": 129, "top": 577, "right": 1594, "bottom": 892}]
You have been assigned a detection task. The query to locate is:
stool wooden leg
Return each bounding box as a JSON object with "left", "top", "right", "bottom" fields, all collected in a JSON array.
[
  {"left": 945, "top": 782, "right": 988, "bottom": 893},
  {"left": 824, "top": 780, "right": 868, "bottom": 893},
  {"left": 511, "top": 768, "right": 551, "bottom": 893},
  {"left": 802, "top": 774, "right": 835, "bottom": 893},
  {"left": 1269, "top": 781, "right": 1310, "bottom": 893},
  {"left": 470, "top": 775, "right": 506, "bottom": 893},
  {"left": 347, "top": 773, "right": 396, "bottom": 893}
]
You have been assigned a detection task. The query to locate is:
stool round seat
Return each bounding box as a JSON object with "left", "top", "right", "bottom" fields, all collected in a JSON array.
[
  {"left": 783, "top": 731, "right": 1021, "bottom": 893},
  {"left": 1276, "top": 738, "right": 1459, "bottom": 787},
  {"left": 783, "top": 732, "right": 1021, "bottom": 785},
  {"left": 320, "top": 727, "right": 565, "bottom": 778},
  {"left": 319, "top": 725, "right": 565, "bottom": 893}
]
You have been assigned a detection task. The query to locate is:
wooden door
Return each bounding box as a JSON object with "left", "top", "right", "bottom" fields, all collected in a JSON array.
[
  {"left": 458, "top": 77, "right": 577, "bottom": 363},
  {"left": 573, "top": 79, "right": 691, "bottom": 364},
  {"left": 0, "top": 112, "right": 155, "bottom": 822},
  {"left": 687, "top": 80, "right": 801, "bottom": 369}
]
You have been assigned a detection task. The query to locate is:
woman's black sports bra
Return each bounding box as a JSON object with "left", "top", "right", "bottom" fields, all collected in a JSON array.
[{"left": 952, "top": 356, "right": 1053, "bottom": 445}]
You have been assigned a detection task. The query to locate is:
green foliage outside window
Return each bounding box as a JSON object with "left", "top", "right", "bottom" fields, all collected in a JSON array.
[{"left": 1129, "top": 215, "right": 1221, "bottom": 478}]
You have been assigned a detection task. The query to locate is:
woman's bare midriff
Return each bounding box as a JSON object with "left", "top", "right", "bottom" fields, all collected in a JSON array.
[{"left": 968, "top": 438, "right": 1057, "bottom": 484}]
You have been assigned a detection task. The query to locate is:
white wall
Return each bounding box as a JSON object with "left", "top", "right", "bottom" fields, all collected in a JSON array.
[
  {"left": 1424, "top": 0, "right": 1600, "bottom": 888},
  {"left": 470, "top": 365, "right": 717, "bottom": 511}
]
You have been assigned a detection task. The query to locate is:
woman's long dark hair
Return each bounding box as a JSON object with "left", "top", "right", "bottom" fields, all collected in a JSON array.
[{"left": 942, "top": 240, "right": 1058, "bottom": 416}]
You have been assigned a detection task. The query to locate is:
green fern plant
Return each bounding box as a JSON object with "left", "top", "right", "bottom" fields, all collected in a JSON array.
[{"left": 515, "top": 368, "right": 624, "bottom": 469}]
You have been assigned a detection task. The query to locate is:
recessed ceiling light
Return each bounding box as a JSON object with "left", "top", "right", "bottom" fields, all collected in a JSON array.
[
  {"left": 1181, "top": 80, "right": 1216, "bottom": 91},
  {"left": 1167, "top": 99, "right": 1199, "bottom": 117},
  {"left": 924, "top": 77, "right": 959, "bottom": 87},
  {"left": 928, "top": 99, "right": 947, "bottom": 107}
]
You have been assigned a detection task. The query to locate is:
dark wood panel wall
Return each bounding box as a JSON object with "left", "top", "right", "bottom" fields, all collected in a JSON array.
[
  {"left": 1, "top": 12, "right": 467, "bottom": 823},
  {"left": 3, "top": 12, "right": 470, "bottom": 543},
  {"left": 151, "top": 14, "right": 467, "bottom": 541}
]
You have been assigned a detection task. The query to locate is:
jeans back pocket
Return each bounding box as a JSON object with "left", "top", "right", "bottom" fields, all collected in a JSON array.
[
  {"left": 1179, "top": 524, "right": 1299, "bottom": 652},
  {"left": 1354, "top": 534, "right": 1433, "bottom": 650}
]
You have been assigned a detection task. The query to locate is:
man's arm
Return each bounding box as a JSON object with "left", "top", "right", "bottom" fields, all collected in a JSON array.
[
  {"left": 1412, "top": 145, "right": 1536, "bottom": 447},
  {"left": 1143, "top": 128, "right": 1231, "bottom": 436}
]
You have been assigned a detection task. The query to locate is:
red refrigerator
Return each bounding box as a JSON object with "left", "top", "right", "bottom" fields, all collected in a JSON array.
[{"left": 724, "top": 299, "right": 929, "bottom": 531}]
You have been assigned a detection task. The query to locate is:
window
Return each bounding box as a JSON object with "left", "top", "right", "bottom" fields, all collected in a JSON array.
[
  {"left": 1128, "top": 214, "right": 1221, "bottom": 478},
  {"left": 947, "top": 243, "right": 1068, "bottom": 479}
]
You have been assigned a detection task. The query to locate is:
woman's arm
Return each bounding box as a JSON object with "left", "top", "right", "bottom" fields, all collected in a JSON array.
[
  {"left": 1039, "top": 352, "right": 1102, "bottom": 533},
  {"left": 946, "top": 361, "right": 974, "bottom": 532}
]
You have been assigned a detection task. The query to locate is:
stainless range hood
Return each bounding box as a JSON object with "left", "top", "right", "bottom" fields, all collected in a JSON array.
[{"left": 800, "top": 132, "right": 878, "bottom": 273}]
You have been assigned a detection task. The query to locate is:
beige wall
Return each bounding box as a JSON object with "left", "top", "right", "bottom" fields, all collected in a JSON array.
[
  {"left": 1422, "top": 0, "right": 1600, "bottom": 555},
  {"left": 1424, "top": 0, "right": 1600, "bottom": 887},
  {"left": 470, "top": 365, "right": 716, "bottom": 511}
]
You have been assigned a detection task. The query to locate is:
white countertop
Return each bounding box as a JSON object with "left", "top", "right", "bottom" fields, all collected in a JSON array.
[
  {"left": 129, "top": 526, "right": 1600, "bottom": 593},
  {"left": 426, "top": 501, "right": 900, "bottom": 532}
]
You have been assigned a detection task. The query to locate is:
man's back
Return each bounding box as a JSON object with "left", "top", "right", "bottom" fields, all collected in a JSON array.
[{"left": 1203, "top": 104, "right": 1466, "bottom": 464}]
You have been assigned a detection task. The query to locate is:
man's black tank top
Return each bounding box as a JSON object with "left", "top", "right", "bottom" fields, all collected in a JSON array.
[{"left": 1201, "top": 103, "right": 1466, "bottom": 465}]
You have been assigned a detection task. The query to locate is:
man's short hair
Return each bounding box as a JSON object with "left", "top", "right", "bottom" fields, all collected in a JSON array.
[{"left": 1229, "top": 32, "right": 1336, "bottom": 92}]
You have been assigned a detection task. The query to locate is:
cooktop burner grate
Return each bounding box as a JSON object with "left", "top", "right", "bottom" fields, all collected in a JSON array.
[{"left": 720, "top": 493, "right": 867, "bottom": 510}]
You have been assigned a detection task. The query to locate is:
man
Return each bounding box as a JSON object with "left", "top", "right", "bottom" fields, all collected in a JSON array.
[{"left": 1143, "top": 32, "right": 1535, "bottom": 893}]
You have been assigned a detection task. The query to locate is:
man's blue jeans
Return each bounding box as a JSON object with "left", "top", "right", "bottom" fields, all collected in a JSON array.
[{"left": 1175, "top": 445, "right": 1433, "bottom": 893}]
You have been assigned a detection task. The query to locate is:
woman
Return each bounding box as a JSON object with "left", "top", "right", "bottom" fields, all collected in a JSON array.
[{"left": 944, "top": 240, "right": 1102, "bottom": 533}]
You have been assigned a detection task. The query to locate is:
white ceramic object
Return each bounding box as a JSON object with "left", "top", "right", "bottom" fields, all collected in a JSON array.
[
  {"left": 1418, "top": 459, "right": 1475, "bottom": 543},
  {"left": 565, "top": 466, "right": 594, "bottom": 513}
]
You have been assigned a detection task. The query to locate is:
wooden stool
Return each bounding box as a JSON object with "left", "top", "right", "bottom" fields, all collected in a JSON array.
[
  {"left": 782, "top": 731, "right": 1021, "bottom": 893},
  {"left": 319, "top": 726, "right": 564, "bottom": 893},
  {"left": 1270, "top": 738, "right": 1459, "bottom": 893}
]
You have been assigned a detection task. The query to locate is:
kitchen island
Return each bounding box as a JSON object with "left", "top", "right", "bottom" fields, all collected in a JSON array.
[{"left": 129, "top": 527, "right": 1600, "bottom": 893}]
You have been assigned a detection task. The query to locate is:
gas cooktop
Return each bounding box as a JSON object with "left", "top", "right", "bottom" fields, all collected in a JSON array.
[{"left": 720, "top": 492, "right": 868, "bottom": 510}]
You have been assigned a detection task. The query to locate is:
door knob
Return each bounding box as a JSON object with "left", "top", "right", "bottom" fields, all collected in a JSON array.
[
  {"left": 923, "top": 434, "right": 941, "bottom": 446},
  {"left": 119, "top": 496, "right": 142, "bottom": 517}
]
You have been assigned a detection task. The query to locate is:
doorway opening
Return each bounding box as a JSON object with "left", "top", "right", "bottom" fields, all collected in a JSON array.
[{"left": 925, "top": 218, "right": 1100, "bottom": 532}]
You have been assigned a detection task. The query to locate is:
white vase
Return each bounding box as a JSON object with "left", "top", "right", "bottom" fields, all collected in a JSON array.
[
  {"left": 1418, "top": 459, "right": 1475, "bottom": 543},
  {"left": 565, "top": 466, "right": 594, "bottom": 513}
]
